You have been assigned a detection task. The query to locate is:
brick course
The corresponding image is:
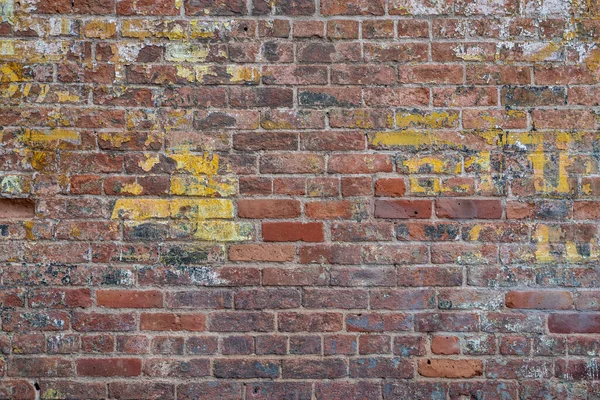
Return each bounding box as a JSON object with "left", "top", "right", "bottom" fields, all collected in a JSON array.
[{"left": 1, "top": 0, "right": 600, "bottom": 398}]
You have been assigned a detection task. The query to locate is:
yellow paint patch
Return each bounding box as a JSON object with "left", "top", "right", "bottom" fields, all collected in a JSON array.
[
  {"left": 157, "top": 23, "right": 187, "bottom": 40},
  {"left": 165, "top": 43, "right": 210, "bottom": 62},
  {"left": 0, "top": 62, "right": 26, "bottom": 82},
  {"left": 468, "top": 225, "right": 482, "bottom": 241},
  {"left": 170, "top": 199, "right": 234, "bottom": 219},
  {"left": 464, "top": 151, "right": 491, "bottom": 173},
  {"left": 120, "top": 183, "right": 143, "bottom": 195},
  {"left": 0, "top": 39, "right": 14, "bottom": 55},
  {"left": 170, "top": 175, "right": 237, "bottom": 197},
  {"left": 194, "top": 221, "right": 254, "bottom": 241},
  {"left": 526, "top": 42, "right": 562, "bottom": 62},
  {"left": 138, "top": 154, "right": 160, "bottom": 172},
  {"left": 395, "top": 111, "right": 458, "bottom": 129},
  {"left": 408, "top": 177, "right": 440, "bottom": 195},
  {"left": 22, "top": 129, "right": 80, "bottom": 145},
  {"left": 169, "top": 151, "right": 220, "bottom": 176},
  {"left": 226, "top": 66, "right": 261, "bottom": 84},
  {"left": 401, "top": 155, "right": 461, "bottom": 174},
  {"left": 370, "top": 130, "right": 427, "bottom": 148},
  {"left": 111, "top": 198, "right": 234, "bottom": 220},
  {"left": 23, "top": 220, "right": 34, "bottom": 240},
  {"left": 99, "top": 132, "right": 131, "bottom": 148},
  {"left": 176, "top": 65, "right": 195, "bottom": 82},
  {"left": 111, "top": 199, "right": 170, "bottom": 220},
  {"left": 121, "top": 20, "right": 152, "bottom": 39},
  {"left": 0, "top": 0, "right": 14, "bottom": 25},
  {"left": 55, "top": 91, "right": 80, "bottom": 103},
  {"left": 84, "top": 19, "right": 117, "bottom": 39},
  {"left": 190, "top": 20, "right": 233, "bottom": 39}
]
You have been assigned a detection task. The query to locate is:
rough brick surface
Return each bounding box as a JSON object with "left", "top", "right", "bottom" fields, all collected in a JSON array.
[{"left": 1, "top": 0, "right": 600, "bottom": 397}]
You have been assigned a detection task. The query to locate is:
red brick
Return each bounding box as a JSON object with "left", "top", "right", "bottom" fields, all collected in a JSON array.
[
  {"left": 235, "top": 288, "right": 301, "bottom": 309},
  {"left": 208, "top": 312, "right": 274, "bottom": 332},
  {"left": 431, "top": 336, "right": 460, "bottom": 355},
  {"left": 109, "top": 382, "right": 174, "bottom": 400},
  {"left": 329, "top": 154, "right": 393, "bottom": 174},
  {"left": 327, "top": 20, "right": 360, "bottom": 39},
  {"left": 178, "top": 382, "right": 241, "bottom": 400},
  {"left": 282, "top": 358, "right": 346, "bottom": 379},
  {"left": 97, "top": 290, "right": 163, "bottom": 308},
  {"left": 436, "top": 199, "right": 503, "bottom": 219},
  {"left": 418, "top": 359, "right": 482, "bottom": 378},
  {"left": 262, "top": 266, "right": 328, "bottom": 286},
  {"left": 229, "top": 244, "right": 295, "bottom": 261},
  {"left": 305, "top": 200, "right": 358, "bottom": 219},
  {"left": 214, "top": 359, "right": 279, "bottom": 378},
  {"left": 0, "top": 199, "right": 34, "bottom": 218},
  {"left": 77, "top": 358, "right": 142, "bottom": 377},
  {"left": 140, "top": 313, "right": 205, "bottom": 332},
  {"left": 549, "top": 313, "right": 600, "bottom": 333},
  {"left": 505, "top": 290, "right": 573, "bottom": 310},
  {"left": 278, "top": 312, "right": 343, "bottom": 332},
  {"left": 375, "top": 200, "right": 432, "bottom": 219},
  {"left": 262, "top": 222, "right": 324, "bottom": 242},
  {"left": 238, "top": 199, "right": 301, "bottom": 218},
  {"left": 8, "top": 357, "right": 73, "bottom": 377},
  {"left": 29, "top": 288, "right": 92, "bottom": 308},
  {"left": 4, "top": 0, "right": 599, "bottom": 390},
  {"left": 375, "top": 178, "right": 406, "bottom": 197},
  {"left": 117, "top": 0, "right": 179, "bottom": 15}
]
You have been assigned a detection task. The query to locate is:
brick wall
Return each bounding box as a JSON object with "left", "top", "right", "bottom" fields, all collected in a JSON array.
[{"left": 1, "top": 0, "right": 600, "bottom": 398}]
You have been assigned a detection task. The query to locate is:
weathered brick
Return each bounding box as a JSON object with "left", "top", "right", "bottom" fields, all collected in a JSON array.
[
  {"left": 76, "top": 358, "right": 141, "bottom": 377},
  {"left": 3, "top": 0, "right": 598, "bottom": 391},
  {"left": 262, "top": 222, "right": 324, "bottom": 242},
  {"left": 505, "top": 290, "right": 573, "bottom": 310},
  {"left": 97, "top": 290, "right": 163, "bottom": 308},
  {"left": 418, "top": 359, "right": 483, "bottom": 378},
  {"left": 140, "top": 313, "right": 206, "bottom": 332}
]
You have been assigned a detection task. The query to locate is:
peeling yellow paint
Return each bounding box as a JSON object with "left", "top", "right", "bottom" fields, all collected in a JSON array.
[
  {"left": 84, "top": 19, "right": 117, "bottom": 39},
  {"left": 99, "top": 132, "right": 131, "bottom": 148},
  {"left": 169, "top": 151, "right": 220, "bottom": 176},
  {"left": 165, "top": 43, "right": 210, "bottom": 63},
  {"left": 1, "top": 175, "right": 22, "bottom": 194},
  {"left": 533, "top": 225, "right": 554, "bottom": 263},
  {"left": 55, "top": 90, "right": 80, "bottom": 103},
  {"left": 370, "top": 130, "right": 447, "bottom": 149},
  {"left": 395, "top": 111, "right": 458, "bottom": 129},
  {"left": 190, "top": 20, "right": 233, "bottom": 39},
  {"left": 138, "top": 154, "right": 160, "bottom": 172},
  {"left": 120, "top": 183, "right": 143, "bottom": 195},
  {"left": 0, "top": 39, "right": 15, "bottom": 56},
  {"left": 408, "top": 177, "right": 440, "bottom": 195},
  {"left": 468, "top": 225, "right": 482, "bottom": 241},
  {"left": 226, "top": 66, "right": 261, "bottom": 84},
  {"left": 0, "top": 63, "right": 26, "bottom": 82},
  {"left": 111, "top": 198, "right": 234, "bottom": 220},
  {"left": 23, "top": 220, "right": 34, "bottom": 240},
  {"left": 121, "top": 20, "right": 153, "bottom": 39},
  {"left": 0, "top": 0, "right": 14, "bottom": 25},
  {"left": 170, "top": 175, "right": 237, "bottom": 197},
  {"left": 401, "top": 155, "right": 460, "bottom": 174},
  {"left": 176, "top": 65, "right": 195, "bottom": 82},
  {"left": 194, "top": 221, "right": 254, "bottom": 241},
  {"left": 21, "top": 129, "right": 80, "bottom": 145}
]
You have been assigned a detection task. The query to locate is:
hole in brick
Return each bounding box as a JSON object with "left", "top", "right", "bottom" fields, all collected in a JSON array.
[
  {"left": 0, "top": 198, "right": 35, "bottom": 219},
  {"left": 244, "top": 26, "right": 248, "bottom": 31},
  {"left": 34, "top": 382, "right": 40, "bottom": 391},
  {"left": 414, "top": 211, "right": 418, "bottom": 215},
  {"left": 427, "top": 359, "right": 431, "bottom": 365}
]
